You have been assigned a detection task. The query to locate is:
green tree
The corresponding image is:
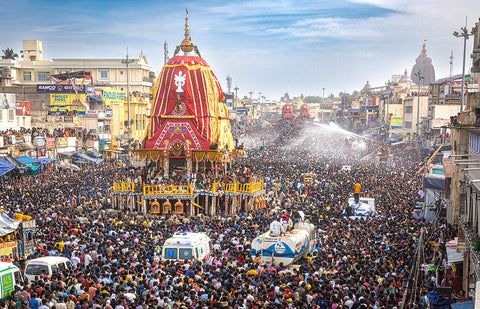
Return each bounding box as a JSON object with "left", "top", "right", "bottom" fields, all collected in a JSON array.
[{"left": 1, "top": 48, "right": 18, "bottom": 60}]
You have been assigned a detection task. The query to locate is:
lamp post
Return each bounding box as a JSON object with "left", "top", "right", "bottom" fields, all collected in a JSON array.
[
  {"left": 453, "top": 19, "right": 474, "bottom": 112},
  {"left": 322, "top": 87, "right": 325, "bottom": 100},
  {"left": 414, "top": 70, "right": 424, "bottom": 147},
  {"left": 121, "top": 49, "right": 134, "bottom": 141}
]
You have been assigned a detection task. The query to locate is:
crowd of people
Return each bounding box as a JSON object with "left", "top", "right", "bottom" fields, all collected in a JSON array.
[{"left": 0, "top": 119, "right": 458, "bottom": 308}]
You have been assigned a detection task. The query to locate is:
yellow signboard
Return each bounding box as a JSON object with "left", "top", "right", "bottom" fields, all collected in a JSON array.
[
  {"left": 102, "top": 89, "right": 126, "bottom": 105},
  {"left": 49, "top": 94, "right": 86, "bottom": 112},
  {"left": 0, "top": 241, "right": 17, "bottom": 256},
  {"left": 390, "top": 116, "right": 403, "bottom": 129}
]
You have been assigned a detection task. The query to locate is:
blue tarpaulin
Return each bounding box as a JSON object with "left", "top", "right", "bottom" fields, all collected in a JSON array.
[
  {"left": 451, "top": 301, "right": 474, "bottom": 309},
  {"left": 16, "top": 156, "right": 41, "bottom": 172},
  {"left": 0, "top": 158, "right": 15, "bottom": 176},
  {"left": 76, "top": 153, "right": 103, "bottom": 164},
  {"left": 39, "top": 157, "right": 56, "bottom": 165}
]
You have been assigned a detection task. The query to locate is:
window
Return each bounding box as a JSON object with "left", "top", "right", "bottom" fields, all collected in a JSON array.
[
  {"left": 164, "top": 248, "right": 178, "bottom": 260},
  {"left": 8, "top": 110, "right": 14, "bottom": 122},
  {"left": 57, "top": 262, "right": 66, "bottom": 270},
  {"left": 100, "top": 70, "right": 108, "bottom": 79},
  {"left": 14, "top": 271, "right": 23, "bottom": 285},
  {"left": 405, "top": 122, "right": 412, "bottom": 129},
  {"left": 405, "top": 106, "right": 413, "bottom": 113},
  {"left": 179, "top": 248, "right": 193, "bottom": 260},
  {"left": 51, "top": 264, "right": 59, "bottom": 274},
  {"left": 22, "top": 117, "right": 25, "bottom": 127},
  {"left": 120, "top": 70, "right": 124, "bottom": 75},
  {"left": 25, "top": 264, "right": 49, "bottom": 276},
  {"left": 23, "top": 71, "right": 32, "bottom": 81},
  {"left": 37, "top": 72, "right": 50, "bottom": 81}
]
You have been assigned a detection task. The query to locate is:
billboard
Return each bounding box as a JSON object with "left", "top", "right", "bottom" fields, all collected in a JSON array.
[
  {"left": 16, "top": 101, "right": 31, "bottom": 116},
  {"left": 37, "top": 84, "right": 94, "bottom": 93},
  {"left": 102, "top": 89, "right": 126, "bottom": 105},
  {"left": 391, "top": 116, "right": 403, "bottom": 129},
  {"left": 49, "top": 94, "right": 86, "bottom": 113}
]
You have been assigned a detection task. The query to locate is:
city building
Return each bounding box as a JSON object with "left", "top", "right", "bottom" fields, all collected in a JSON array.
[
  {"left": 0, "top": 40, "right": 154, "bottom": 141},
  {"left": 441, "top": 17, "right": 480, "bottom": 302},
  {"left": 0, "top": 93, "right": 31, "bottom": 131}
]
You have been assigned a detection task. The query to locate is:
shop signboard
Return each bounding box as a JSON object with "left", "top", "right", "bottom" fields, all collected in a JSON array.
[
  {"left": 390, "top": 116, "right": 403, "bottom": 129},
  {"left": 57, "top": 137, "right": 68, "bottom": 148},
  {"left": 37, "top": 84, "right": 94, "bottom": 93},
  {"left": 102, "top": 89, "right": 126, "bottom": 105},
  {"left": 0, "top": 241, "right": 17, "bottom": 256},
  {"left": 46, "top": 137, "right": 56, "bottom": 149},
  {"left": 49, "top": 94, "right": 87, "bottom": 113}
]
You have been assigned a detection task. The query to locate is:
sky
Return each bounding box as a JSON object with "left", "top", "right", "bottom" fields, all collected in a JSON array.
[{"left": 0, "top": 0, "right": 479, "bottom": 99}]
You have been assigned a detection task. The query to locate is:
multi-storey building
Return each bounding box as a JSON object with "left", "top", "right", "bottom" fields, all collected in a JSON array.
[{"left": 0, "top": 40, "right": 155, "bottom": 141}]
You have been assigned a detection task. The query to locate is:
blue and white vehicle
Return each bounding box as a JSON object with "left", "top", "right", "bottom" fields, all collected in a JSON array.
[
  {"left": 342, "top": 197, "right": 375, "bottom": 220},
  {"left": 162, "top": 232, "right": 211, "bottom": 261},
  {"left": 251, "top": 221, "right": 315, "bottom": 266}
]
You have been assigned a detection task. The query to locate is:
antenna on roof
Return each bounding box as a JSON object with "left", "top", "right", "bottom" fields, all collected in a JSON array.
[
  {"left": 449, "top": 51, "right": 454, "bottom": 78},
  {"left": 164, "top": 41, "right": 169, "bottom": 64}
]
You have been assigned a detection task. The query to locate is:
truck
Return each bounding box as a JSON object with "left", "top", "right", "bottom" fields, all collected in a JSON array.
[{"left": 251, "top": 221, "right": 316, "bottom": 266}]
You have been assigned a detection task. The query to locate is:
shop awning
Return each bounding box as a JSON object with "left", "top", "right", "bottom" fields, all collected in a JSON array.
[
  {"left": 14, "top": 142, "right": 34, "bottom": 151},
  {"left": 0, "top": 158, "right": 15, "bottom": 176}
]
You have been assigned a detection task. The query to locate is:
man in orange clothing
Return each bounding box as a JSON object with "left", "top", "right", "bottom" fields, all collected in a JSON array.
[{"left": 354, "top": 182, "right": 361, "bottom": 204}]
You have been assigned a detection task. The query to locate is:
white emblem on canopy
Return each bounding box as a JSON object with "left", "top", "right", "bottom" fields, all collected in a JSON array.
[{"left": 174, "top": 71, "right": 186, "bottom": 93}]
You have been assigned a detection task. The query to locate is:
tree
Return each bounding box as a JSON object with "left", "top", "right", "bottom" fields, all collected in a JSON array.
[
  {"left": 328, "top": 93, "right": 335, "bottom": 99},
  {"left": 281, "top": 92, "right": 291, "bottom": 102},
  {"left": 1, "top": 48, "right": 18, "bottom": 60}
]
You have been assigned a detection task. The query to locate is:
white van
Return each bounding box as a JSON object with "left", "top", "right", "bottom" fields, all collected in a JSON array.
[
  {"left": 163, "top": 232, "right": 211, "bottom": 261},
  {"left": 24, "top": 256, "right": 73, "bottom": 283},
  {"left": 0, "top": 262, "right": 23, "bottom": 299}
]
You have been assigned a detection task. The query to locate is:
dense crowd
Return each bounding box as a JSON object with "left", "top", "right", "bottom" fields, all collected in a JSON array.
[{"left": 0, "top": 120, "right": 455, "bottom": 308}]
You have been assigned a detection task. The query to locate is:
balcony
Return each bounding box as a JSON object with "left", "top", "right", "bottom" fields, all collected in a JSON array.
[{"left": 459, "top": 214, "right": 480, "bottom": 278}]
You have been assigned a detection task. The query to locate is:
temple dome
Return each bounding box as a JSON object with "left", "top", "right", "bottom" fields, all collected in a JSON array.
[{"left": 411, "top": 43, "right": 435, "bottom": 85}]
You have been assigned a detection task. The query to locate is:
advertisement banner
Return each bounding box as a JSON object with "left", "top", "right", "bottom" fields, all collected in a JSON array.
[
  {"left": 49, "top": 94, "right": 86, "bottom": 112},
  {"left": 102, "top": 89, "right": 126, "bottom": 105},
  {"left": 37, "top": 84, "right": 94, "bottom": 93},
  {"left": 67, "top": 137, "right": 76, "bottom": 147},
  {"left": 33, "top": 136, "right": 46, "bottom": 148},
  {"left": 46, "top": 137, "right": 56, "bottom": 149},
  {"left": 37, "top": 148, "right": 46, "bottom": 158},
  {"left": 16, "top": 101, "right": 31, "bottom": 116},
  {"left": 0, "top": 241, "right": 16, "bottom": 256},
  {"left": 1, "top": 273, "right": 13, "bottom": 296},
  {"left": 391, "top": 116, "right": 403, "bottom": 129},
  {"left": 57, "top": 137, "right": 68, "bottom": 148}
]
